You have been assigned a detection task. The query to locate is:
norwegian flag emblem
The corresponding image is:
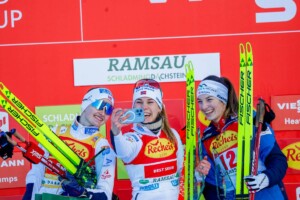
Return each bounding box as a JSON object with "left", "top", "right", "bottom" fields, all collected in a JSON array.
[{"left": 141, "top": 91, "right": 146, "bottom": 95}]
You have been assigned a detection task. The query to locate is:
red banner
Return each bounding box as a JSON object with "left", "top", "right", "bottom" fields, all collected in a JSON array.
[
  {"left": 1, "top": 1, "right": 299, "bottom": 44},
  {"left": 0, "top": 152, "right": 30, "bottom": 189}
]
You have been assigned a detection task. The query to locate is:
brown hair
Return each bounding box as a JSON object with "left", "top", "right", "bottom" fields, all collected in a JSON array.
[
  {"left": 221, "top": 77, "right": 238, "bottom": 119},
  {"left": 160, "top": 106, "right": 177, "bottom": 144}
]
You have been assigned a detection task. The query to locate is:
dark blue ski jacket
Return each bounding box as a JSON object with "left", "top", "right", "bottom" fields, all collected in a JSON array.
[{"left": 200, "top": 116, "right": 288, "bottom": 200}]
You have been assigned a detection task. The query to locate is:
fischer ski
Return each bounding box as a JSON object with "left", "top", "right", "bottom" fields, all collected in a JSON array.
[
  {"left": 184, "top": 61, "right": 197, "bottom": 200},
  {"left": 0, "top": 82, "right": 97, "bottom": 188},
  {"left": 236, "top": 42, "right": 253, "bottom": 199}
]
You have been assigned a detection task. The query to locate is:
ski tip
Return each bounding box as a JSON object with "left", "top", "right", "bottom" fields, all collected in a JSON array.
[
  {"left": 246, "top": 42, "right": 252, "bottom": 53},
  {"left": 239, "top": 43, "right": 246, "bottom": 54},
  {"left": 184, "top": 60, "right": 194, "bottom": 72}
]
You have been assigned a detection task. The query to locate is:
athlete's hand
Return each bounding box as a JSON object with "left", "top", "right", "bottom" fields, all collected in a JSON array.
[
  {"left": 244, "top": 173, "right": 269, "bottom": 193},
  {"left": 111, "top": 108, "right": 127, "bottom": 136},
  {"left": 0, "top": 130, "right": 14, "bottom": 160},
  {"left": 60, "top": 172, "right": 86, "bottom": 197},
  {"left": 195, "top": 156, "right": 211, "bottom": 176}
]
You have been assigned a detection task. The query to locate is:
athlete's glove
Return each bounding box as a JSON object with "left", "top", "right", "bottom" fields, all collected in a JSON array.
[
  {"left": 244, "top": 173, "right": 269, "bottom": 193},
  {"left": 60, "top": 172, "right": 86, "bottom": 197},
  {"left": 0, "top": 131, "right": 14, "bottom": 160}
]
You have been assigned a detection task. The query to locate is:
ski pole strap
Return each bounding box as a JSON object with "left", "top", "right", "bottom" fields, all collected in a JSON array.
[
  {"left": 74, "top": 146, "right": 109, "bottom": 189},
  {"left": 256, "top": 99, "right": 265, "bottom": 127}
]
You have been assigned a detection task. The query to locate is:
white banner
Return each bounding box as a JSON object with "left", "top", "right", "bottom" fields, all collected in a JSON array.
[{"left": 73, "top": 53, "right": 220, "bottom": 86}]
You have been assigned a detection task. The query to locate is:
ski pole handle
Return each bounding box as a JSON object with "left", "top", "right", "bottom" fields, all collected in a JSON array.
[
  {"left": 250, "top": 98, "right": 265, "bottom": 200},
  {"left": 258, "top": 99, "right": 265, "bottom": 124},
  {"left": 11, "top": 129, "right": 26, "bottom": 143},
  {"left": 5, "top": 135, "right": 17, "bottom": 146}
]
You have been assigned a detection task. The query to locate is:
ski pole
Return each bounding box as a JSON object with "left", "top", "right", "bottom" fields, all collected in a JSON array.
[
  {"left": 5, "top": 129, "right": 66, "bottom": 178},
  {"left": 249, "top": 98, "right": 265, "bottom": 200}
]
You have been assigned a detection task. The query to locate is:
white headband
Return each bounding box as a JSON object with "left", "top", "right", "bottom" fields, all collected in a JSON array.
[
  {"left": 197, "top": 80, "right": 228, "bottom": 104},
  {"left": 81, "top": 88, "right": 114, "bottom": 113},
  {"left": 133, "top": 85, "right": 163, "bottom": 109}
]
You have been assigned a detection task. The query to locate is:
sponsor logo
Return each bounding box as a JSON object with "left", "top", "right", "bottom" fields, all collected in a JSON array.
[
  {"left": 139, "top": 179, "right": 150, "bottom": 184},
  {"left": 255, "top": 0, "right": 297, "bottom": 23},
  {"left": 198, "top": 83, "right": 217, "bottom": 94},
  {"left": 108, "top": 56, "right": 186, "bottom": 72},
  {"left": 282, "top": 142, "right": 300, "bottom": 170},
  {"left": 30, "top": 149, "right": 43, "bottom": 160},
  {"left": 271, "top": 95, "right": 300, "bottom": 130},
  {"left": 101, "top": 169, "right": 112, "bottom": 179},
  {"left": 210, "top": 130, "right": 237, "bottom": 153},
  {"left": 153, "top": 174, "right": 176, "bottom": 183},
  {"left": 59, "top": 126, "right": 67, "bottom": 134},
  {"left": 277, "top": 99, "right": 300, "bottom": 113},
  {"left": 64, "top": 140, "right": 89, "bottom": 159},
  {"left": 42, "top": 113, "right": 77, "bottom": 123},
  {"left": 130, "top": 134, "right": 140, "bottom": 142},
  {"left": 171, "top": 179, "right": 179, "bottom": 186},
  {"left": 42, "top": 177, "right": 61, "bottom": 187},
  {"left": 125, "top": 136, "right": 135, "bottom": 143},
  {"left": 145, "top": 138, "right": 175, "bottom": 158},
  {"left": 103, "top": 158, "right": 112, "bottom": 166},
  {"left": 140, "top": 183, "right": 159, "bottom": 191},
  {"left": 217, "top": 94, "right": 227, "bottom": 103},
  {"left": 0, "top": 159, "right": 25, "bottom": 167},
  {"left": 99, "top": 88, "right": 112, "bottom": 95},
  {"left": 0, "top": 0, "right": 23, "bottom": 29},
  {"left": 84, "top": 127, "right": 98, "bottom": 135},
  {"left": 92, "top": 136, "right": 99, "bottom": 142},
  {"left": 72, "top": 123, "right": 78, "bottom": 131},
  {"left": 136, "top": 124, "right": 145, "bottom": 132},
  {"left": 74, "top": 53, "right": 220, "bottom": 86}
]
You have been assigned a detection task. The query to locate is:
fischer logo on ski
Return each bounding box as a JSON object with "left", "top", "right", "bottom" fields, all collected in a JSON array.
[{"left": 236, "top": 42, "right": 253, "bottom": 199}]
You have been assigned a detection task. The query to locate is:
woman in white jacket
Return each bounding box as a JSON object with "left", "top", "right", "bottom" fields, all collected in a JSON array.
[
  {"left": 110, "top": 78, "right": 200, "bottom": 200},
  {"left": 23, "top": 88, "right": 116, "bottom": 200}
]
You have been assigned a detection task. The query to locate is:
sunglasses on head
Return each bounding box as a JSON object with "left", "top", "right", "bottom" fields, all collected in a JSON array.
[
  {"left": 91, "top": 100, "right": 114, "bottom": 115},
  {"left": 134, "top": 79, "right": 161, "bottom": 90}
]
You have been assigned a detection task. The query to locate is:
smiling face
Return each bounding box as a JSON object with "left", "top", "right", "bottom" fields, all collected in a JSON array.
[
  {"left": 197, "top": 94, "right": 226, "bottom": 123},
  {"left": 133, "top": 97, "right": 161, "bottom": 123},
  {"left": 80, "top": 98, "right": 112, "bottom": 127}
]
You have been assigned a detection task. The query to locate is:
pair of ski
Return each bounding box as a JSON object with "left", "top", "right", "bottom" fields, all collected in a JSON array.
[
  {"left": 184, "top": 61, "right": 204, "bottom": 200},
  {"left": 0, "top": 82, "right": 97, "bottom": 188},
  {"left": 236, "top": 42, "right": 265, "bottom": 199},
  {"left": 236, "top": 42, "right": 254, "bottom": 199}
]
